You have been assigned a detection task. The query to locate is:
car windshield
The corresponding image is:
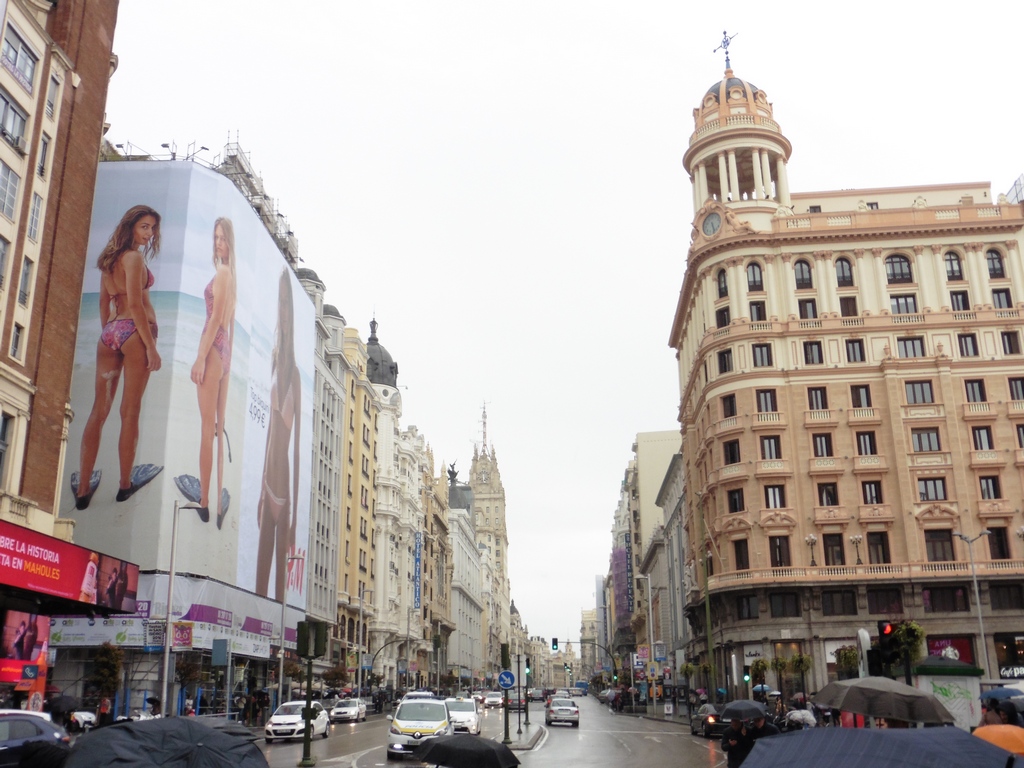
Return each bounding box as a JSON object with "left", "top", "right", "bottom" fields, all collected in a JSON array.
[
  {"left": 275, "top": 704, "right": 304, "bottom": 716},
  {"left": 397, "top": 702, "right": 447, "bottom": 721},
  {"left": 446, "top": 701, "right": 475, "bottom": 712},
  {"left": 337, "top": 701, "right": 358, "bottom": 708},
  {"left": 550, "top": 698, "right": 574, "bottom": 707},
  {"left": 486, "top": 693, "right": 502, "bottom": 699}
]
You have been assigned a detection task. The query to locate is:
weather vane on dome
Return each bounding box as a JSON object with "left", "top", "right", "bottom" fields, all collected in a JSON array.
[{"left": 714, "top": 30, "right": 738, "bottom": 70}]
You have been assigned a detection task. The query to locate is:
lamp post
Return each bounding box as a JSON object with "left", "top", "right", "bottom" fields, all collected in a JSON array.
[
  {"left": 277, "top": 554, "right": 305, "bottom": 708},
  {"left": 953, "top": 530, "right": 991, "bottom": 678},
  {"left": 849, "top": 534, "right": 863, "bottom": 565},
  {"left": 161, "top": 500, "right": 202, "bottom": 717},
  {"left": 805, "top": 534, "right": 818, "bottom": 567},
  {"left": 637, "top": 574, "right": 658, "bottom": 716},
  {"left": 357, "top": 587, "right": 374, "bottom": 700}
]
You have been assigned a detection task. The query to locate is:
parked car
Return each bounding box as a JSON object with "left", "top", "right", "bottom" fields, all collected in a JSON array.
[
  {"left": 690, "top": 703, "right": 730, "bottom": 739},
  {"left": 265, "top": 700, "right": 330, "bottom": 743},
  {"left": 444, "top": 697, "right": 481, "bottom": 735},
  {"left": 386, "top": 698, "right": 452, "bottom": 760},
  {"left": 484, "top": 692, "right": 503, "bottom": 709},
  {"left": 545, "top": 697, "right": 580, "bottom": 727},
  {"left": 331, "top": 698, "right": 367, "bottom": 723},
  {"left": 0, "top": 712, "right": 69, "bottom": 766}
]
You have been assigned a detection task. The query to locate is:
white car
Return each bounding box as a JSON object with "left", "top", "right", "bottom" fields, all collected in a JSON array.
[
  {"left": 331, "top": 698, "right": 367, "bottom": 723},
  {"left": 265, "top": 700, "right": 330, "bottom": 742},
  {"left": 546, "top": 697, "right": 580, "bottom": 727},
  {"left": 483, "top": 691, "right": 503, "bottom": 709},
  {"left": 386, "top": 698, "right": 452, "bottom": 760},
  {"left": 444, "top": 697, "right": 481, "bottom": 735}
]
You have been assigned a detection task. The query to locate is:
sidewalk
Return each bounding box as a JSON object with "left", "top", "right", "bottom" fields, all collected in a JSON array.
[
  {"left": 608, "top": 700, "right": 693, "bottom": 726},
  {"left": 495, "top": 720, "right": 544, "bottom": 751}
]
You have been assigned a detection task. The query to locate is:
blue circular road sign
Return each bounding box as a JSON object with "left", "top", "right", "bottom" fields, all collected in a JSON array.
[{"left": 498, "top": 670, "right": 515, "bottom": 689}]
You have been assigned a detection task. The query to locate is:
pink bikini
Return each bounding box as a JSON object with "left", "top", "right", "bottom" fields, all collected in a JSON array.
[
  {"left": 202, "top": 277, "right": 231, "bottom": 369},
  {"left": 100, "top": 268, "right": 157, "bottom": 352}
]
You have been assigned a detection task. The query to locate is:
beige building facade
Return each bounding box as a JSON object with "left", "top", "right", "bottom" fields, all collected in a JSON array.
[{"left": 672, "top": 65, "right": 1024, "bottom": 695}]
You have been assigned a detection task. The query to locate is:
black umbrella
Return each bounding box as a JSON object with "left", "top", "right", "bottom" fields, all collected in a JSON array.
[
  {"left": 64, "top": 717, "right": 268, "bottom": 768},
  {"left": 811, "top": 677, "right": 954, "bottom": 724},
  {"left": 414, "top": 735, "right": 520, "bottom": 768},
  {"left": 47, "top": 694, "right": 80, "bottom": 713},
  {"left": 744, "top": 724, "right": 1015, "bottom": 768},
  {"left": 720, "top": 700, "right": 768, "bottom": 721}
]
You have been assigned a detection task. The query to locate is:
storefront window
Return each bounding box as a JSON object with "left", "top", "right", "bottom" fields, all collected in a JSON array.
[{"left": 994, "top": 634, "right": 1024, "bottom": 679}]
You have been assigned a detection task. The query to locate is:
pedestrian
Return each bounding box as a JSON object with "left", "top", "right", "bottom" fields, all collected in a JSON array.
[
  {"left": 981, "top": 702, "right": 1002, "bottom": 725},
  {"left": 996, "top": 700, "right": 1023, "bottom": 727},
  {"left": 98, "top": 698, "right": 111, "bottom": 727},
  {"left": 722, "top": 718, "right": 753, "bottom": 768},
  {"left": 747, "top": 714, "right": 780, "bottom": 741}
]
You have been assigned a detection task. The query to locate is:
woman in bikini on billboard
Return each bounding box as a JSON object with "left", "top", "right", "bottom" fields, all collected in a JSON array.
[
  {"left": 255, "top": 269, "right": 301, "bottom": 602},
  {"left": 189, "top": 218, "right": 236, "bottom": 528},
  {"left": 74, "top": 205, "right": 163, "bottom": 509}
]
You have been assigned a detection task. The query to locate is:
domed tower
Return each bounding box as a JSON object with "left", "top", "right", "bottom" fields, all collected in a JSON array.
[
  {"left": 365, "top": 318, "right": 398, "bottom": 387},
  {"left": 682, "top": 58, "right": 794, "bottom": 239}
]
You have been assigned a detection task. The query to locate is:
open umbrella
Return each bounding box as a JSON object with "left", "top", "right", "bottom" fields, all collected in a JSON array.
[
  {"left": 47, "top": 694, "right": 79, "bottom": 713},
  {"left": 752, "top": 684, "right": 772, "bottom": 693},
  {"left": 414, "top": 734, "right": 520, "bottom": 768},
  {"left": 784, "top": 709, "right": 817, "bottom": 727},
  {"left": 64, "top": 717, "right": 268, "bottom": 768},
  {"left": 811, "top": 677, "right": 954, "bottom": 724},
  {"left": 720, "top": 700, "right": 768, "bottom": 720},
  {"left": 981, "top": 687, "right": 1024, "bottom": 701},
  {"left": 744, "top": 724, "right": 1016, "bottom": 768},
  {"left": 974, "top": 724, "right": 1024, "bottom": 755}
]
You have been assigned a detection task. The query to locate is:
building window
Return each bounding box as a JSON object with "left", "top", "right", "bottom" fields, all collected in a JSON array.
[
  {"left": 973, "top": 426, "right": 994, "bottom": 450},
  {"left": 722, "top": 394, "right": 737, "bottom": 418},
  {"left": 807, "top": 387, "right": 828, "bottom": 410},
  {"left": 897, "top": 337, "right": 925, "bottom": 358},
  {"left": 756, "top": 389, "right": 777, "bottom": 412},
  {"left": 945, "top": 252, "right": 963, "bottom": 281},
  {"left": 924, "top": 530, "right": 954, "bottom": 562},
  {"left": 9, "top": 323, "right": 21, "bottom": 358},
  {"left": 818, "top": 483, "right": 838, "bottom": 507},
  {"left": 1002, "top": 332, "right": 1021, "bottom": 355},
  {"left": 911, "top": 428, "right": 940, "bottom": 453},
  {"left": 980, "top": 475, "right": 1002, "bottom": 499},
  {"left": 1, "top": 27, "right": 37, "bottom": 92},
  {"left": 769, "top": 536, "right": 791, "bottom": 568},
  {"left": 794, "top": 260, "right": 813, "bottom": 289},
  {"left": 718, "top": 349, "right": 733, "bottom": 373},
  {"left": 27, "top": 193, "right": 40, "bottom": 241},
  {"left": 770, "top": 592, "right": 800, "bottom": 617},
  {"left": 890, "top": 294, "right": 918, "bottom": 314},
  {"left": 1018, "top": 424, "right": 1024, "bottom": 449},
  {"left": 747, "top": 263, "right": 763, "bottom": 292},
  {"left": 867, "top": 532, "right": 891, "bottom": 564},
  {"left": 716, "top": 307, "right": 730, "bottom": 328},
  {"left": 988, "top": 527, "right": 1010, "bottom": 560},
  {"left": 851, "top": 384, "right": 872, "bottom": 408},
  {"left": 45, "top": 76, "right": 58, "bottom": 117},
  {"left": 885, "top": 254, "right": 913, "bottom": 284},
  {"left": 752, "top": 343, "right": 773, "bottom": 367},
  {"left": 991, "top": 584, "right": 1024, "bottom": 610},
  {"left": 1009, "top": 377, "right": 1024, "bottom": 401},
  {"left": 835, "top": 257, "right": 854, "bottom": 287},
  {"left": 761, "top": 435, "right": 782, "bottom": 460},
  {"left": 734, "top": 540, "right": 750, "bottom": 571},
  {"left": 918, "top": 477, "right": 947, "bottom": 501},
  {"left": 727, "top": 488, "right": 744, "bottom": 513},
  {"left": 867, "top": 588, "right": 902, "bottom": 614},
  {"left": 866, "top": 201, "right": 879, "bottom": 210},
  {"left": 0, "top": 88, "right": 26, "bottom": 146},
  {"left": 0, "top": 161, "right": 20, "bottom": 219},
  {"left": 798, "top": 299, "right": 817, "bottom": 319},
  {"left": 987, "top": 249, "right": 1006, "bottom": 279},
  {"left": 737, "top": 594, "right": 758, "bottom": 619},
  {"left": 840, "top": 296, "right": 858, "bottom": 317},
  {"left": 37, "top": 133, "right": 49, "bottom": 177},
  {"left": 803, "top": 341, "right": 823, "bottom": 365},
  {"left": 862, "top": 481, "right": 882, "bottom": 504},
  {"left": 993, "top": 288, "right": 1013, "bottom": 309},
  {"left": 965, "top": 379, "right": 987, "bottom": 402},
  {"left": 765, "top": 485, "right": 786, "bottom": 509},
  {"left": 905, "top": 380, "right": 934, "bottom": 404},
  {"left": 846, "top": 339, "right": 865, "bottom": 363},
  {"left": 958, "top": 334, "right": 979, "bottom": 357},
  {"left": 717, "top": 269, "right": 728, "bottom": 298},
  {"left": 822, "top": 590, "right": 857, "bottom": 616},
  {"left": 17, "top": 258, "right": 31, "bottom": 306},
  {"left": 0, "top": 413, "right": 9, "bottom": 482},
  {"left": 723, "top": 440, "right": 741, "bottom": 465},
  {"left": 857, "top": 431, "right": 877, "bottom": 456},
  {"left": 923, "top": 586, "right": 969, "bottom": 613},
  {"left": 813, "top": 433, "right": 833, "bottom": 457},
  {"left": 808, "top": 205, "right": 821, "bottom": 213},
  {"left": 749, "top": 300, "right": 767, "bottom": 321},
  {"left": 950, "top": 290, "right": 970, "bottom": 311}
]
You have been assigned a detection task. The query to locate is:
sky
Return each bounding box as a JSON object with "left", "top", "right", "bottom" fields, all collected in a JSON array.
[{"left": 104, "top": 1, "right": 1024, "bottom": 647}]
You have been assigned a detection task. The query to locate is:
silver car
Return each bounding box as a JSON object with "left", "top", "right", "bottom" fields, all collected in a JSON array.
[
  {"left": 545, "top": 697, "right": 580, "bottom": 727},
  {"left": 444, "top": 697, "right": 481, "bottom": 735},
  {"left": 386, "top": 698, "right": 452, "bottom": 760},
  {"left": 331, "top": 698, "right": 367, "bottom": 723}
]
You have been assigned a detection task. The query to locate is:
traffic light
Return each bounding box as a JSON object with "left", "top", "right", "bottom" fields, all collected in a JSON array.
[
  {"left": 552, "top": 637, "right": 559, "bottom": 651},
  {"left": 867, "top": 648, "right": 883, "bottom": 676},
  {"left": 878, "top": 620, "right": 899, "bottom": 663},
  {"left": 525, "top": 657, "right": 531, "bottom": 674},
  {"left": 743, "top": 665, "right": 751, "bottom": 683},
  {"left": 613, "top": 673, "right": 618, "bottom": 682}
]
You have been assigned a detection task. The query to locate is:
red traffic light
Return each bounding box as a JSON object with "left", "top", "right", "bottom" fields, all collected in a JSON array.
[{"left": 880, "top": 622, "right": 894, "bottom": 636}]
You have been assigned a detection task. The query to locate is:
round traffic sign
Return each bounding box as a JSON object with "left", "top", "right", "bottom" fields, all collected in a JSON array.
[{"left": 498, "top": 670, "right": 515, "bottom": 689}]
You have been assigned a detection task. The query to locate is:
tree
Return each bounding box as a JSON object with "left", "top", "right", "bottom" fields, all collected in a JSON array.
[
  {"left": 174, "top": 653, "right": 203, "bottom": 711},
  {"left": 322, "top": 664, "right": 348, "bottom": 690},
  {"left": 87, "top": 642, "right": 123, "bottom": 697},
  {"left": 284, "top": 660, "right": 304, "bottom": 683},
  {"left": 750, "top": 658, "right": 769, "bottom": 687},
  {"left": 789, "top": 652, "right": 812, "bottom": 698},
  {"left": 770, "top": 656, "right": 788, "bottom": 700}
]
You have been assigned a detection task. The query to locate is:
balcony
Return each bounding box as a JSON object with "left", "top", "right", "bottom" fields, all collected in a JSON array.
[
  {"left": 848, "top": 407, "right": 882, "bottom": 426},
  {"left": 853, "top": 455, "right": 889, "bottom": 473},
  {"left": 970, "top": 450, "right": 1008, "bottom": 468},
  {"left": 813, "top": 505, "right": 852, "bottom": 524},
  {"left": 755, "top": 459, "right": 792, "bottom": 477},
  {"left": 804, "top": 409, "right": 838, "bottom": 427},
  {"left": 752, "top": 411, "right": 787, "bottom": 431},
  {"left": 901, "top": 403, "right": 946, "bottom": 420},
  {"left": 808, "top": 457, "right": 844, "bottom": 475},
  {"left": 908, "top": 451, "right": 952, "bottom": 468},
  {"left": 714, "top": 416, "right": 744, "bottom": 437},
  {"left": 858, "top": 504, "right": 894, "bottom": 523},
  {"left": 708, "top": 463, "right": 751, "bottom": 486},
  {"left": 962, "top": 402, "right": 996, "bottom": 421}
]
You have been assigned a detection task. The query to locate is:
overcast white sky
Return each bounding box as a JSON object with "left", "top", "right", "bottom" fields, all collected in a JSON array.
[{"left": 105, "top": 1, "right": 1024, "bottom": 647}]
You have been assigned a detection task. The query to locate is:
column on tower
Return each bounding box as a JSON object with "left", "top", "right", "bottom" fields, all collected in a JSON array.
[
  {"left": 761, "top": 151, "right": 774, "bottom": 201},
  {"left": 727, "top": 150, "right": 740, "bottom": 202},
  {"left": 717, "top": 153, "right": 729, "bottom": 202},
  {"left": 774, "top": 156, "right": 791, "bottom": 207},
  {"left": 751, "top": 148, "right": 764, "bottom": 201}
]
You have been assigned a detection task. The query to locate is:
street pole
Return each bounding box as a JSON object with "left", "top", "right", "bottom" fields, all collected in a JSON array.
[
  {"left": 357, "top": 587, "right": 374, "bottom": 701},
  {"left": 161, "top": 501, "right": 201, "bottom": 717},
  {"left": 516, "top": 654, "right": 522, "bottom": 735},
  {"left": 278, "top": 555, "right": 304, "bottom": 708},
  {"left": 640, "top": 574, "right": 658, "bottom": 716},
  {"left": 954, "top": 530, "right": 992, "bottom": 678}
]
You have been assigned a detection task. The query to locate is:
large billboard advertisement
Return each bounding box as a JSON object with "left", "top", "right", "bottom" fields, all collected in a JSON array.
[{"left": 62, "top": 162, "right": 314, "bottom": 611}]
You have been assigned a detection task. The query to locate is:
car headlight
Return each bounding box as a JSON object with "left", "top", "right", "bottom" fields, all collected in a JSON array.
[{"left": 389, "top": 725, "right": 402, "bottom": 735}]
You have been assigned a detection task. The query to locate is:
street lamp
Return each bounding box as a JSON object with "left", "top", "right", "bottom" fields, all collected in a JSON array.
[
  {"left": 953, "top": 530, "right": 991, "bottom": 678},
  {"left": 637, "top": 574, "right": 659, "bottom": 715},
  {"left": 849, "top": 534, "right": 863, "bottom": 565},
  {"left": 278, "top": 554, "right": 305, "bottom": 707},
  {"left": 161, "top": 500, "right": 202, "bottom": 717},
  {"left": 356, "top": 587, "right": 374, "bottom": 700},
  {"left": 805, "top": 534, "right": 818, "bottom": 567}
]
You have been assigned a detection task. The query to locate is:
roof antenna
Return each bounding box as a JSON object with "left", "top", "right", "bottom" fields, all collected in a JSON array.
[{"left": 714, "top": 30, "right": 738, "bottom": 70}]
